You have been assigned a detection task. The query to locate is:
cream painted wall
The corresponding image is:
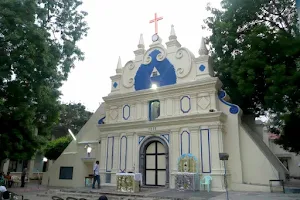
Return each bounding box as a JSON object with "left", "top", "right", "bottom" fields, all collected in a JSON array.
[
  {"left": 42, "top": 153, "right": 91, "bottom": 187},
  {"left": 239, "top": 125, "right": 279, "bottom": 185},
  {"left": 219, "top": 101, "right": 243, "bottom": 185},
  {"left": 267, "top": 138, "right": 300, "bottom": 178},
  {"left": 218, "top": 93, "right": 287, "bottom": 191},
  {"left": 44, "top": 34, "right": 289, "bottom": 193},
  {"left": 42, "top": 104, "right": 106, "bottom": 187}
]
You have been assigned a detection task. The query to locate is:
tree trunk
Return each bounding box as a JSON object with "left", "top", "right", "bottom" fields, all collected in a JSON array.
[{"left": 0, "top": 159, "right": 6, "bottom": 172}]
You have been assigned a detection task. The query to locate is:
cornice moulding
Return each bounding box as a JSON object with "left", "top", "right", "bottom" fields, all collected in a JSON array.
[
  {"left": 104, "top": 77, "right": 222, "bottom": 103},
  {"left": 98, "top": 111, "right": 226, "bottom": 133}
]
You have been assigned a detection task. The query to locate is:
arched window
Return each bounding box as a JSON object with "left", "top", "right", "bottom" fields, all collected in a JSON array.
[{"left": 149, "top": 100, "right": 160, "bottom": 121}]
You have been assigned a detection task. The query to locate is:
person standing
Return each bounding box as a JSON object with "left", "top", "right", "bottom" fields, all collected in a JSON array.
[
  {"left": 92, "top": 161, "right": 100, "bottom": 189},
  {"left": 5, "top": 172, "right": 13, "bottom": 188},
  {"left": 21, "top": 168, "right": 27, "bottom": 188}
]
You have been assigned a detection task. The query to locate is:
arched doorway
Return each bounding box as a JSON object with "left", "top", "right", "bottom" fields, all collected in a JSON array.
[{"left": 139, "top": 136, "right": 169, "bottom": 187}]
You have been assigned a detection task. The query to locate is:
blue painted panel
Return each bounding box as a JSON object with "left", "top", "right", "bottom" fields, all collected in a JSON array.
[
  {"left": 200, "top": 129, "right": 211, "bottom": 173},
  {"left": 122, "top": 105, "right": 130, "bottom": 120},
  {"left": 134, "top": 50, "right": 177, "bottom": 91},
  {"left": 218, "top": 90, "right": 240, "bottom": 114},
  {"left": 199, "top": 65, "right": 206, "bottom": 72},
  {"left": 106, "top": 137, "right": 114, "bottom": 172},
  {"left": 138, "top": 136, "right": 145, "bottom": 144},
  {"left": 113, "top": 82, "right": 118, "bottom": 88},
  {"left": 180, "top": 131, "right": 190, "bottom": 155},
  {"left": 161, "top": 134, "right": 170, "bottom": 143},
  {"left": 180, "top": 96, "right": 191, "bottom": 113},
  {"left": 98, "top": 116, "right": 106, "bottom": 124},
  {"left": 119, "top": 136, "right": 127, "bottom": 172}
]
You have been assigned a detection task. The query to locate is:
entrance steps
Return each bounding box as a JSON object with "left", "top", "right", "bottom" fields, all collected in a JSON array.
[
  {"left": 285, "top": 179, "right": 300, "bottom": 193},
  {"left": 285, "top": 187, "right": 300, "bottom": 193},
  {"left": 37, "top": 188, "right": 173, "bottom": 200},
  {"left": 36, "top": 187, "right": 221, "bottom": 200}
]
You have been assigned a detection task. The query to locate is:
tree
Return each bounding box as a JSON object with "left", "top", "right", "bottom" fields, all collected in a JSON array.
[
  {"left": 205, "top": 0, "right": 300, "bottom": 153},
  {"left": 43, "top": 136, "right": 72, "bottom": 160},
  {"left": 44, "top": 103, "right": 92, "bottom": 160},
  {"left": 0, "top": 0, "right": 88, "bottom": 169},
  {"left": 52, "top": 103, "right": 93, "bottom": 138}
]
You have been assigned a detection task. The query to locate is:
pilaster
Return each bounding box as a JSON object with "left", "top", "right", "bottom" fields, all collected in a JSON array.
[
  {"left": 110, "top": 74, "right": 121, "bottom": 94},
  {"left": 208, "top": 125, "right": 223, "bottom": 172},
  {"left": 189, "top": 127, "right": 200, "bottom": 163},
  {"left": 100, "top": 138, "right": 107, "bottom": 171},
  {"left": 170, "top": 129, "right": 180, "bottom": 172},
  {"left": 190, "top": 94, "right": 197, "bottom": 115},
  {"left": 209, "top": 91, "right": 219, "bottom": 111},
  {"left": 160, "top": 98, "right": 166, "bottom": 118},
  {"left": 142, "top": 101, "right": 148, "bottom": 120},
  {"left": 113, "top": 136, "right": 120, "bottom": 173},
  {"left": 128, "top": 134, "right": 134, "bottom": 171},
  {"left": 174, "top": 97, "right": 180, "bottom": 116}
]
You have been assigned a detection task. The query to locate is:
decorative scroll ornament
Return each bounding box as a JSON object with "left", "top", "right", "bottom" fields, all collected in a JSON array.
[
  {"left": 122, "top": 60, "right": 135, "bottom": 88},
  {"left": 177, "top": 68, "right": 184, "bottom": 75},
  {"left": 174, "top": 48, "right": 192, "bottom": 78},
  {"left": 144, "top": 56, "right": 152, "bottom": 65},
  {"left": 127, "top": 61, "right": 135, "bottom": 70},
  {"left": 175, "top": 49, "right": 184, "bottom": 59},
  {"left": 143, "top": 47, "right": 167, "bottom": 64},
  {"left": 156, "top": 51, "right": 166, "bottom": 61},
  {"left": 218, "top": 90, "right": 240, "bottom": 114}
]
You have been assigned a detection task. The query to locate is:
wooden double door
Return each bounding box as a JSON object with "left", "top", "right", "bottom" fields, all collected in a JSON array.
[{"left": 145, "top": 141, "right": 166, "bottom": 186}]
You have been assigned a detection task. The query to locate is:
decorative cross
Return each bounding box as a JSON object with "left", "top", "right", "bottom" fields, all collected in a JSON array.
[{"left": 149, "top": 13, "right": 163, "bottom": 34}]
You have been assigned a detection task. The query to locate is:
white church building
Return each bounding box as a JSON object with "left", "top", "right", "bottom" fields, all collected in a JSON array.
[{"left": 42, "top": 25, "right": 289, "bottom": 192}]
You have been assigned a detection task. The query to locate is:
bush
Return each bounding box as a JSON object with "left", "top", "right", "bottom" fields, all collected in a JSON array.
[{"left": 43, "top": 136, "right": 72, "bottom": 160}]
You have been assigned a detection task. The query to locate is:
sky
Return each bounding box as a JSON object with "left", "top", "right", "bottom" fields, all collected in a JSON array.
[{"left": 59, "top": 0, "right": 222, "bottom": 112}]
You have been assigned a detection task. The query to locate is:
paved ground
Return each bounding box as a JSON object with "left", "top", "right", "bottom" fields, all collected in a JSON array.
[
  {"left": 19, "top": 190, "right": 300, "bottom": 200},
  {"left": 209, "top": 192, "right": 300, "bottom": 200},
  {"left": 19, "top": 192, "right": 300, "bottom": 200},
  {"left": 5, "top": 182, "right": 300, "bottom": 200}
]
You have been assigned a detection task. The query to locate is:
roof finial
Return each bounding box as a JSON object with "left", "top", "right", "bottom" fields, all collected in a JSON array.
[
  {"left": 116, "top": 56, "right": 122, "bottom": 74},
  {"left": 199, "top": 37, "right": 208, "bottom": 56},
  {"left": 138, "top": 34, "right": 145, "bottom": 49},
  {"left": 169, "top": 24, "right": 177, "bottom": 40}
]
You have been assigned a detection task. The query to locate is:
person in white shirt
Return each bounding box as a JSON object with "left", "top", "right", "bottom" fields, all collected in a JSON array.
[
  {"left": 92, "top": 160, "right": 100, "bottom": 189},
  {"left": 0, "top": 186, "right": 7, "bottom": 193},
  {"left": 0, "top": 185, "right": 9, "bottom": 200}
]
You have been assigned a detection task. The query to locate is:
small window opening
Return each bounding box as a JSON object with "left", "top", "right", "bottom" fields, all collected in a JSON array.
[{"left": 149, "top": 100, "right": 160, "bottom": 121}]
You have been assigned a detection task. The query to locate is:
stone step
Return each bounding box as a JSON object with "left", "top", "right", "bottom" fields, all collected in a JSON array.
[
  {"left": 285, "top": 187, "right": 300, "bottom": 194},
  {"left": 38, "top": 191, "right": 173, "bottom": 200}
]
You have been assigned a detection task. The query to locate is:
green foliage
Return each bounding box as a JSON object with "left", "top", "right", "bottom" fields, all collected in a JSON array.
[
  {"left": 0, "top": 0, "right": 88, "bottom": 164},
  {"left": 52, "top": 103, "right": 93, "bottom": 138},
  {"left": 43, "top": 136, "right": 72, "bottom": 160},
  {"left": 205, "top": 0, "right": 300, "bottom": 153},
  {"left": 42, "top": 103, "right": 92, "bottom": 160}
]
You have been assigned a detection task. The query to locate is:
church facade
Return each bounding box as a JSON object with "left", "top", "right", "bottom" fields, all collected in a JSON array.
[{"left": 42, "top": 26, "right": 288, "bottom": 192}]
